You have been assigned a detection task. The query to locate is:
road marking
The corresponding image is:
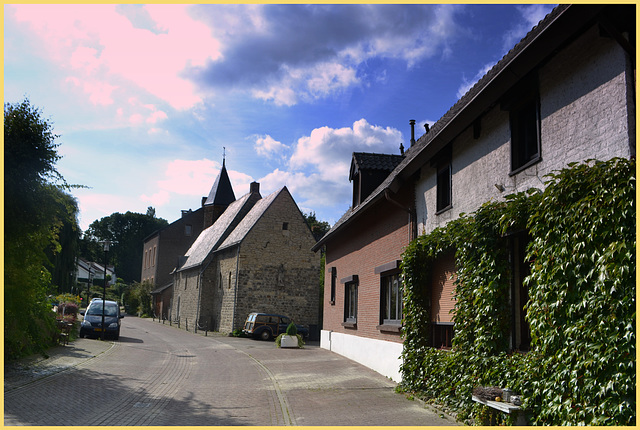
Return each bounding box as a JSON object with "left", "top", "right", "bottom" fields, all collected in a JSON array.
[{"left": 243, "top": 352, "right": 296, "bottom": 426}]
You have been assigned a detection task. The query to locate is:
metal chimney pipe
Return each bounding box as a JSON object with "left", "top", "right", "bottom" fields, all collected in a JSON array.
[{"left": 410, "top": 120, "right": 416, "bottom": 146}]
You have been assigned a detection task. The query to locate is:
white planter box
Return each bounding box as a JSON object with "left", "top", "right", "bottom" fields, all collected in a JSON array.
[{"left": 280, "top": 334, "right": 299, "bottom": 348}]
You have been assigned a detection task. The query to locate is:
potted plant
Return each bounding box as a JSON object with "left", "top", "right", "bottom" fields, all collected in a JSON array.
[{"left": 276, "top": 322, "right": 304, "bottom": 348}]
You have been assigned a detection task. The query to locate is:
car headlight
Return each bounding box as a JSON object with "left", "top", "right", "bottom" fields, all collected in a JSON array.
[
  {"left": 108, "top": 322, "right": 118, "bottom": 328},
  {"left": 81, "top": 320, "right": 92, "bottom": 327}
]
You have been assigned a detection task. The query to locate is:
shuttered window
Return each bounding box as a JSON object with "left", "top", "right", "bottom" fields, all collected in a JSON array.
[{"left": 431, "top": 252, "right": 456, "bottom": 323}]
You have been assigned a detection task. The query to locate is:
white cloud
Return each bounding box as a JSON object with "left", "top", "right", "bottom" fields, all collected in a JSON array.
[
  {"left": 254, "top": 134, "right": 288, "bottom": 158},
  {"left": 249, "top": 118, "right": 404, "bottom": 212},
  {"left": 192, "top": 4, "right": 464, "bottom": 106},
  {"left": 456, "top": 62, "right": 494, "bottom": 99},
  {"left": 290, "top": 118, "right": 402, "bottom": 181},
  {"left": 155, "top": 159, "right": 221, "bottom": 196},
  {"left": 140, "top": 159, "right": 254, "bottom": 210},
  {"left": 10, "top": 4, "right": 221, "bottom": 111}
]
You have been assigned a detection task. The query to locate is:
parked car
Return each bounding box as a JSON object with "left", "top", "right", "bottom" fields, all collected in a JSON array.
[
  {"left": 243, "top": 312, "right": 309, "bottom": 341},
  {"left": 80, "top": 299, "right": 124, "bottom": 340}
]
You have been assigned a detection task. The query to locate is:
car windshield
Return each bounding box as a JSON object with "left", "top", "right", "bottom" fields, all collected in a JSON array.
[{"left": 87, "top": 303, "right": 119, "bottom": 316}]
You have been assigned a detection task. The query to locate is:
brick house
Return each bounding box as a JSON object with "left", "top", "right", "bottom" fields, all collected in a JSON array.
[
  {"left": 144, "top": 160, "right": 236, "bottom": 319},
  {"left": 173, "top": 183, "right": 320, "bottom": 334},
  {"left": 313, "top": 4, "right": 635, "bottom": 381}
]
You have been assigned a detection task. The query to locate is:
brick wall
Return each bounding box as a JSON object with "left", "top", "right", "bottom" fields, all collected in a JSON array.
[
  {"left": 416, "top": 24, "right": 634, "bottom": 236},
  {"left": 323, "top": 187, "right": 412, "bottom": 344}
]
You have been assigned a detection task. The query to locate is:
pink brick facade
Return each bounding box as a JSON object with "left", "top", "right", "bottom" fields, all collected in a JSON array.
[{"left": 323, "top": 186, "right": 413, "bottom": 344}]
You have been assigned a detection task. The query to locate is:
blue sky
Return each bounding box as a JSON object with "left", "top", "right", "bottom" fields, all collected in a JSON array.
[{"left": 4, "top": 4, "right": 556, "bottom": 231}]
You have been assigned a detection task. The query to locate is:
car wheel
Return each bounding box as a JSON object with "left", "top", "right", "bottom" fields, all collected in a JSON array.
[
  {"left": 260, "top": 330, "right": 272, "bottom": 341},
  {"left": 79, "top": 330, "right": 85, "bottom": 338}
]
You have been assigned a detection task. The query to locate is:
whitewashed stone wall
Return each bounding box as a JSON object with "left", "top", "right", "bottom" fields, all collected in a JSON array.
[{"left": 416, "top": 24, "right": 634, "bottom": 236}]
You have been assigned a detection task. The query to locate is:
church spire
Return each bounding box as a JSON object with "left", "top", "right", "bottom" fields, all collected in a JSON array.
[
  {"left": 203, "top": 154, "right": 236, "bottom": 229},
  {"left": 205, "top": 154, "right": 235, "bottom": 207}
]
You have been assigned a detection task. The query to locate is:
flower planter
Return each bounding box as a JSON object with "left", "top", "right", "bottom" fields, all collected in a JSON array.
[{"left": 280, "top": 334, "right": 299, "bottom": 348}]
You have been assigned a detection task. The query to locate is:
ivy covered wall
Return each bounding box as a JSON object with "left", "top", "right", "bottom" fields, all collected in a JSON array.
[{"left": 400, "top": 158, "right": 635, "bottom": 425}]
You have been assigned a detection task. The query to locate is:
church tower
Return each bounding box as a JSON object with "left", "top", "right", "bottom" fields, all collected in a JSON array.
[{"left": 203, "top": 157, "right": 236, "bottom": 229}]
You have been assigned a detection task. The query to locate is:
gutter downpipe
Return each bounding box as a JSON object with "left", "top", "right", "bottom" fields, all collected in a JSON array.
[
  {"left": 384, "top": 189, "right": 416, "bottom": 241},
  {"left": 232, "top": 245, "right": 241, "bottom": 332}
]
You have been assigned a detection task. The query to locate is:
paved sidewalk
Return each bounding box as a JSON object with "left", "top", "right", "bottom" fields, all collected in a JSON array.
[{"left": 4, "top": 338, "right": 113, "bottom": 392}]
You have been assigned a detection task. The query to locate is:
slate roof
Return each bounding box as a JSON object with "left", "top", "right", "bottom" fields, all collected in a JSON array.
[
  {"left": 350, "top": 153, "right": 404, "bottom": 181},
  {"left": 179, "top": 192, "right": 257, "bottom": 271},
  {"left": 217, "top": 187, "right": 285, "bottom": 251},
  {"left": 204, "top": 161, "right": 236, "bottom": 206},
  {"left": 313, "top": 4, "right": 613, "bottom": 251},
  {"left": 151, "top": 282, "right": 173, "bottom": 295}
]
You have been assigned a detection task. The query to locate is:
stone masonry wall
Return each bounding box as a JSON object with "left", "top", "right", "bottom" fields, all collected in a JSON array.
[
  {"left": 172, "top": 268, "right": 200, "bottom": 330},
  {"left": 232, "top": 189, "right": 320, "bottom": 332}
]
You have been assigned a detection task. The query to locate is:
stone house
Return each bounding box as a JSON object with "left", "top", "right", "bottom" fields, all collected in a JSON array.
[
  {"left": 313, "top": 4, "right": 635, "bottom": 382},
  {"left": 143, "top": 160, "right": 236, "bottom": 319},
  {"left": 173, "top": 183, "right": 320, "bottom": 335}
]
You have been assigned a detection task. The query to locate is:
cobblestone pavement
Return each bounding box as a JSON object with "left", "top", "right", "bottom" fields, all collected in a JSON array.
[{"left": 4, "top": 316, "right": 458, "bottom": 426}]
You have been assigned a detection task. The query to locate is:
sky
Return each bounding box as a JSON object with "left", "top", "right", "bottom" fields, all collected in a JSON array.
[{"left": 4, "top": 3, "right": 557, "bottom": 231}]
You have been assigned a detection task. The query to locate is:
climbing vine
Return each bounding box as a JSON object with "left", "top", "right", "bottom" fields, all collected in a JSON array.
[{"left": 399, "top": 158, "right": 635, "bottom": 425}]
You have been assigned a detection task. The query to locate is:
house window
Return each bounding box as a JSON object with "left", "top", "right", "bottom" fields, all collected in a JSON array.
[
  {"left": 506, "top": 73, "right": 541, "bottom": 174},
  {"left": 282, "top": 222, "right": 289, "bottom": 230},
  {"left": 342, "top": 275, "right": 358, "bottom": 326},
  {"left": 381, "top": 272, "right": 402, "bottom": 325},
  {"left": 330, "top": 267, "right": 336, "bottom": 305},
  {"left": 185, "top": 224, "right": 192, "bottom": 236},
  {"left": 436, "top": 163, "right": 451, "bottom": 213},
  {"left": 228, "top": 272, "right": 232, "bottom": 289},
  {"left": 510, "top": 233, "right": 532, "bottom": 351},
  {"left": 432, "top": 323, "right": 454, "bottom": 349},
  {"left": 431, "top": 251, "right": 456, "bottom": 349},
  {"left": 432, "top": 144, "right": 452, "bottom": 214}
]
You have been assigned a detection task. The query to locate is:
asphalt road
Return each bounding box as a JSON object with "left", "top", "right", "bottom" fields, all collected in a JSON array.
[{"left": 4, "top": 316, "right": 458, "bottom": 426}]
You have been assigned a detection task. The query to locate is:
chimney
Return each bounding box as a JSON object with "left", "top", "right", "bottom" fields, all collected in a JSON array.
[
  {"left": 250, "top": 181, "right": 260, "bottom": 194},
  {"left": 410, "top": 119, "right": 416, "bottom": 146},
  {"left": 399, "top": 142, "right": 405, "bottom": 156},
  {"left": 424, "top": 123, "right": 430, "bottom": 133}
]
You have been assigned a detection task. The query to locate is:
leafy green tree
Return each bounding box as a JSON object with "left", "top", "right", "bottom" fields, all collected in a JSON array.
[
  {"left": 84, "top": 211, "right": 168, "bottom": 282},
  {"left": 303, "top": 211, "right": 331, "bottom": 242},
  {"left": 4, "top": 98, "right": 80, "bottom": 358}
]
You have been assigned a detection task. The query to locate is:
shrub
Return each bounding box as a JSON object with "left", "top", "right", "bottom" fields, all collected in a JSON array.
[
  {"left": 400, "top": 158, "right": 635, "bottom": 425},
  {"left": 285, "top": 322, "right": 298, "bottom": 336}
]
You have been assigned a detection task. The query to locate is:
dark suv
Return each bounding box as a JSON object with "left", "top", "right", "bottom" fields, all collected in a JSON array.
[{"left": 243, "top": 313, "right": 309, "bottom": 340}]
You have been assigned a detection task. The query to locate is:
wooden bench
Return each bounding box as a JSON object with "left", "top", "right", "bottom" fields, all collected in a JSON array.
[
  {"left": 472, "top": 395, "right": 526, "bottom": 425},
  {"left": 57, "top": 320, "right": 73, "bottom": 346}
]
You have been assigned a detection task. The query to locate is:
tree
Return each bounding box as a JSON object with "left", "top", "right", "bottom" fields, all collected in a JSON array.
[
  {"left": 303, "top": 211, "right": 331, "bottom": 242},
  {"left": 4, "top": 98, "right": 81, "bottom": 358},
  {"left": 84, "top": 211, "right": 168, "bottom": 282}
]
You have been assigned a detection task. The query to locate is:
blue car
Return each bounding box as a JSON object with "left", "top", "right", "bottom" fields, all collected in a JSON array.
[{"left": 80, "top": 299, "right": 124, "bottom": 340}]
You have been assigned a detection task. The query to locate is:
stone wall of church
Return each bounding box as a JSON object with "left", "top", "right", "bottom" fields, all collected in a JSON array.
[{"left": 232, "top": 189, "right": 321, "bottom": 332}]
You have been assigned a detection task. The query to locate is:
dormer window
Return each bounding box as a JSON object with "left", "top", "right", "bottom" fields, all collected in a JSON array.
[{"left": 349, "top": 152, "right": 404, "bottom": 207}]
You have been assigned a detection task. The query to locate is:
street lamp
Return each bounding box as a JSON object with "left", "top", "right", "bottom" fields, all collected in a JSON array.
[
  {"left": 100, "top": 240, "right": 111, "bottom": 341},
  {"left": 87, "top": 268, "right": 93, "bottom": 307}
]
